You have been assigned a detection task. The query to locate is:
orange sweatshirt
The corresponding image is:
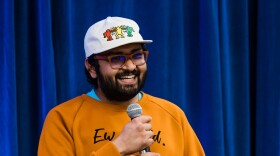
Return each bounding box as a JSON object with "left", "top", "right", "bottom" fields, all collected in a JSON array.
[{"left": 38, "top": 92, "right": 205, "bottom": 156}]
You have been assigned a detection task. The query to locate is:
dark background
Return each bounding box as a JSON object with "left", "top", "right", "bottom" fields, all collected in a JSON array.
[{"left": 1, "top": 0, "right": 279, "bottom": 155}]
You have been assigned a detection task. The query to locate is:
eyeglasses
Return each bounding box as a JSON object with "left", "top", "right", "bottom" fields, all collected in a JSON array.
[{"left": 94, "top": 51, "right": 149, "bottom": 69}]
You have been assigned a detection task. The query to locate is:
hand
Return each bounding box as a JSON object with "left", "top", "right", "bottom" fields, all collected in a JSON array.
[
  {"left": 112, "top": 116, "right": 154, "bottom": 155},
  {"left": 141, "top": 152, "right": 160, "bottom": 156},
  {"left": 127, "top": 153, "right": 160, "bottom": 156}
]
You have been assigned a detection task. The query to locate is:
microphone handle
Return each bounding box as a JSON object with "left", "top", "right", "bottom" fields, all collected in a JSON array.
[{"left": 140, "top": 146, "right": 151, "bottom": 154}]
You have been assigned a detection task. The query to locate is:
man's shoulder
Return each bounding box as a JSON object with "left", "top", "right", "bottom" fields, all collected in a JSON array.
[
  {"left": 143, "top": 93, "right": 184, "bottom": 114},
  {"left": 42, "top": 94, "right": 91, "bottom": 135},
  {"left": 143, "top": 93, "right": 187, "bottom": 123},
  {"left": 57, "top": 94, "right": 87, "bottom": 107},
  {"left": 47, "top": 94, "right": 89, "bottom": 117},
  {"left": 144, "top": 93, "right": 173, "bottom": 104}
]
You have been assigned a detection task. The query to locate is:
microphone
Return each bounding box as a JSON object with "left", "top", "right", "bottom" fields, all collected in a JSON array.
[{"left": 127, "top": 104, "right": 151, "bottom": 154}]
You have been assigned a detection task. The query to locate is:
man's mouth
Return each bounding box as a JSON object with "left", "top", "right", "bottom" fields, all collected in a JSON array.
[
  {"left": 119, "top": 75, "right": 136, "bottom": 80},
  {"left": 117, "top": 75, "right": 137, "bottom": 84}
]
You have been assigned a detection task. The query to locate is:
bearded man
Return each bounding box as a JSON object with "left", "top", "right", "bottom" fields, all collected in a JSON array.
[{"left": 38, "top": 16, "right": 205, "bottom": 156}]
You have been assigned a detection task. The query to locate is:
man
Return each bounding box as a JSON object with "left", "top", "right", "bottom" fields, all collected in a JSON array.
[{"left": 38, "top": 16, "right": 205, "bottom": 156}]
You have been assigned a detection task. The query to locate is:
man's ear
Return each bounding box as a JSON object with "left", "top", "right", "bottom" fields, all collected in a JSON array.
[{"left": 85, "top": 59, "right": 97, "bottom": 79}]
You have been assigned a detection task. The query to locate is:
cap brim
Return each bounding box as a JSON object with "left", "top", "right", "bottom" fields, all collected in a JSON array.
[{"left": 96, "top": 40, "right": 153, "bottom": 54}]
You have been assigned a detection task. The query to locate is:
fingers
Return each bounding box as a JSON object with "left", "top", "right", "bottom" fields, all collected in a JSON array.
[
  {"left": 132, "top": 116, "right": 153, "bottom": 133},
  {"left": 146, "top": 131, "right": 155, "bottom": 146},
  {"left": 146, "top": 130, "right": 154, "bottom": 138},
  {"left": 112, "top": 115, "right": 154, "bottom": 155},
  {"left": 141, "top": 152, "right": 160, "bottom": 156},
  {"left": 144, "top": 123, "right": 152, "bottom": 131},
  {"left": 138, "top": 118, "right": 154, "bottom": 147},
  {"left": 128, "top": 152, "right": 160, "bottom": 156},
  {"left": 133, "top": 115, "right": 152, "bottom": 123}
]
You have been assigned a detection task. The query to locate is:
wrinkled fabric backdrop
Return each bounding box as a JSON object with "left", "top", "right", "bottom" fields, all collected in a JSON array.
[{"left": 1, "top": 0, "right": 279, "bottom": 156}]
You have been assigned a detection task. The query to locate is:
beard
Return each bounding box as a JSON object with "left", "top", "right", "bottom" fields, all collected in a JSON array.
[{"left": 97, "top": 69, "right": 147, "bottom": 101}]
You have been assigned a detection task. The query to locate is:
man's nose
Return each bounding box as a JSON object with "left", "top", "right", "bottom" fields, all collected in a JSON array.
[{"left": 122, "top": 59, "right": 136, "bottom": 70}]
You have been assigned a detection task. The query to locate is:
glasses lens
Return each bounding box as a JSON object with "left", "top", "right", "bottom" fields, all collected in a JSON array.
[
  {"left": 132, "top": 52, "right": 146, "bottom": 65},
  {"left": 108, "top": 52, "right": 147, "bottom": 69},
  {"left": 110, "top": 55, "right": 126, "bottom": 68}
]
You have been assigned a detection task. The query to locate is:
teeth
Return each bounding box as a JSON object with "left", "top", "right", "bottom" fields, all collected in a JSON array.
[{"left": 120, "top": 75, "right": 135, "bottom": 79}]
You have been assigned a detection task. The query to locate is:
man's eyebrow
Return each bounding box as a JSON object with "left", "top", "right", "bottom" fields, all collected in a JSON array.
[{"left": 110, "top": 48, "right": 143, "bottom": 55}]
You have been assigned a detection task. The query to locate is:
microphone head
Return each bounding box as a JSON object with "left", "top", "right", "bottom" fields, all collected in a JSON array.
[{"left": 127, "top": 103, "right": 142, "bottom": 119}]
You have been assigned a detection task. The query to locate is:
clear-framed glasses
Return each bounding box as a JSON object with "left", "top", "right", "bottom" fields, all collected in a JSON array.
[{"left": 94, "top": 51, "right": 149, "bottom": 69}]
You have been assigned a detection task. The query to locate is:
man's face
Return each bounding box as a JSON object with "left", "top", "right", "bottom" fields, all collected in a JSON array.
[{"left": 96, "top": 43, "right": 147, "bottom": 101}]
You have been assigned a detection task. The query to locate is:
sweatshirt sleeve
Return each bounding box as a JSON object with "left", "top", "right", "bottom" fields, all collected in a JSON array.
[
  {"left": 38, "top": 109, "right": 75, "bottom": 156},
  {"left": 181, "top": 111, "right": 205, "bottom": 156},
  {"left": 38, "top": 109, "right": 122, "bottom": 156},
  {"left": 90, "top": 142, "right": 121, "bottom": 156}
]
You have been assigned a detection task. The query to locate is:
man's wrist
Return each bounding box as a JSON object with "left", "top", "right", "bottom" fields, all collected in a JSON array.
[{"left": 112, "top": 139, "right": 126, "bottom": 156}]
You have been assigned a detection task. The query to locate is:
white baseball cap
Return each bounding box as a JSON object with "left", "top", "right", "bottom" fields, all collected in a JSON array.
[{"left": 84, "top": 16, "right": 153, "bottom": 58}]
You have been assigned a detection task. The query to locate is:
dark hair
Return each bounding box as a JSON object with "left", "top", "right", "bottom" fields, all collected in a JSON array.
[
  {"left": 85, "top": 54, "right": 100, "bottom": 88},
  {"left": 85, "top": 44, "right": 148, "bottom": 88}
]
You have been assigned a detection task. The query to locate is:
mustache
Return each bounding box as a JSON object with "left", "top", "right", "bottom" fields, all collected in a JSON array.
[{"left": 116, "top": 69, "right": 140, "bottom": 78}]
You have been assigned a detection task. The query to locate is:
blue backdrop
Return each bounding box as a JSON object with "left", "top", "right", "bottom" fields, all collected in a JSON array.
[{"left": 1, "top": 0, "right": 279, "bottom": 156}]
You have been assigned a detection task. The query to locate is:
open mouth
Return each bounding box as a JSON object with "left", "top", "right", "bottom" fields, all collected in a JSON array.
[
  {"left": 117, "top": 75, "right": 137, "bottom": 84},
  {"left": 119, "top": 75, "right": 135, "bottom": 79}
]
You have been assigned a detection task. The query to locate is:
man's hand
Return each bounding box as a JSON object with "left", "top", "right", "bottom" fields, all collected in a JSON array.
[
  {"left": 141, "top": 152, "right": 160, "bottom": 156},
  {"left": 127, "top": 153, "right": 160, "bottom": 156},
  {"left": 112, "top": 116, "right": 154, "bottom": 155}
]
